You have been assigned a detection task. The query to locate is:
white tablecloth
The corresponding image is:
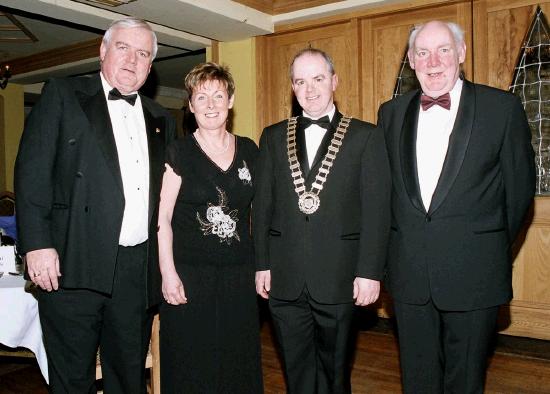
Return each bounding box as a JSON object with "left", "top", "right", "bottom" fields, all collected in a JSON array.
[{"left": 0, "top": 274, "right": 48, "bottom": 382}]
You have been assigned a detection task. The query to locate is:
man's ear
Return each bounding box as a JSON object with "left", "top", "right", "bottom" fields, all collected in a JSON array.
[
  {"left": 458, "top": 42, "right": 466, "bottom": 64},
  {"left": 99, "top": 43, "right": 106, "bottom": 62},
  {"left": 408, "top": 50, "right": 416, "bottom": 70}
]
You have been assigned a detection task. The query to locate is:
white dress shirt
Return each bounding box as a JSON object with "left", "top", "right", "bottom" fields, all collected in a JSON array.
[
  {"left": 416, "top": 78, "right": 463, "bottom": 211},
  {"left": 101, "top": 73, "right": 150, "bottom": 246},
  {"left": 303, "top": 105, "right": 336, "bottom": 168}
]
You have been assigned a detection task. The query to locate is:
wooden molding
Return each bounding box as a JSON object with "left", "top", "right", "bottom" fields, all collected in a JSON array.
[
  {"left": 8, "top": 37, "right": 102, "bottom": 76},
  {"left": 274, "top": 0, "right": 465, "bottom": 33},
  {"left": 498, "top": 304, "right": 550, "bottom": 340},
  {"left": 485, "top": 0, "right": 547, "bottom": 13},
  {"left": 233, "top": 0, "right": 341, "bottom": 15},
  {"left": 273, "top": 0, "right": 339, "bottom": 15},
  {"left": 210, "top": 40, "right": 220, "bottom": 64},
  {"left": 233, "top": 0, "right": 273, "bottom": 14},
  {"left": 255, "top": 35, "right": 269, "bottom": 140}
]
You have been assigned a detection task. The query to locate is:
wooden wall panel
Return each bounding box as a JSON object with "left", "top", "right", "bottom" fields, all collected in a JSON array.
[
  {"left": 474, "top": 0, "right": 550, "bottom": 88},
  {"left": 473, "top": 0, "right": 550, "bottom": 339},
  {"left": 259, "top": 21, "right": 360, "bottom": 130},
  {"left": 499, "top": 197, "right": 550, "bottom": 339}
]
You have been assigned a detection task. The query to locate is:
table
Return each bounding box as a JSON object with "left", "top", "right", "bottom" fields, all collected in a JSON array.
[{"left": 0, "top": 274, "right": 48, "bottom": 382}]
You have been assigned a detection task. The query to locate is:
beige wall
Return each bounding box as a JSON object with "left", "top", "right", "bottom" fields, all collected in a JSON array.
[
  {"left": 0, "top": 83, "right": 24, "bottom": 192},
  {"left": 208, "top": 38, "right": 258, "bottom": 142}
]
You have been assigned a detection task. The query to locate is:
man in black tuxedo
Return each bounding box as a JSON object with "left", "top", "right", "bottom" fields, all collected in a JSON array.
[
  {"left": 377, "top": 21, "right": 535, "bottom": 393},
  {"left": 254, "top": 48, "right": 391, "bottom": 393},
  {"left": 15, "top": 18, "right": 175, "bottom": 393}
]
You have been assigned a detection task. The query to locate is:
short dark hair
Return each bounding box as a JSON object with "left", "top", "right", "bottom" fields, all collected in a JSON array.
[
  {"left": 184, "top": 62, "right": 235, "bottom": 99},
  {"left": 289, "top": 48, "right": 335, "bottom": 81}
]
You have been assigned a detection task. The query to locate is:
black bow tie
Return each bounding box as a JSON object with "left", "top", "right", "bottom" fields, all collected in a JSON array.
[
  {"left": 108, "top": 88, "right": 137, "bottom": 106},
  {"left": 299, "top": 115, "right": 331, "bottom": 129}
]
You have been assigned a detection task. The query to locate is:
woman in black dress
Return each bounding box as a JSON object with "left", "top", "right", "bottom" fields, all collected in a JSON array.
[{"left": 158, "top": 62, "right": 263, "bottom": 393}]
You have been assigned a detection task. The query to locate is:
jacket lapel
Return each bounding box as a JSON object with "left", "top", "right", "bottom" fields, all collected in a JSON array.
[
  {"left": 400, "top": 91, "right": 426, "bottom": 214},
  {"left": 77, "top": 75, "right": 124, "bottom": 194},
  {"left": 428, "top": 80, "right": 474, "bottom": 215},
  {"left": 295, "top": 122, "right": 310, "bottom": 178},
  {"left": 142, "top": 100, "right": 166, "bottom": 224}
]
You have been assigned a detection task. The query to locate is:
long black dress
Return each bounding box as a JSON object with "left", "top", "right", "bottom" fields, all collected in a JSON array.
[{"left": 160, "top": 133, "right": 263, "bottom": 394}]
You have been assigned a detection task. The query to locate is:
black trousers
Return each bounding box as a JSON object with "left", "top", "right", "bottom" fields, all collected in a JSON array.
[
  {"left": 38, "top": 243, "right": 153, "bottom": 394},
  {"left": 393, "top": 299, "right": 499, "bottom": 394},
  {"left": 269, "top": 287, "right": 355, "bottom": 394}
]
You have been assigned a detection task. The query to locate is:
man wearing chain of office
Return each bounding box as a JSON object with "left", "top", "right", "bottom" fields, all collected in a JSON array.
[{"left": 253, "top": 48, "right": 391, "bottom": 393}]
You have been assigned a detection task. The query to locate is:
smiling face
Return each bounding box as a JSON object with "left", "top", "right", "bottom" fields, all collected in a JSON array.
[
  {"left": 189, "top": 79, "right": 234, "bottom": 132},
  {"left": 291, "top": 53, "right": 338, "bottom": 118},
  {"left": 408, "top": 21, "right": 466, "bottom": 98},
  {"left": 100, "top": 26, "right": 154, "bottom": 94}
]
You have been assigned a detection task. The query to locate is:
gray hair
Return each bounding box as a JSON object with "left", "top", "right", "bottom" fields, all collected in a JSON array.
[
  {"left": 408, "top": 21, "right": 465, "bottom": 51},
  {"left": 289, "top": 48, "right": 335, "bottom": 81},
  {"left": 103, "top": 17, "right": 158, "bottom": 60}
]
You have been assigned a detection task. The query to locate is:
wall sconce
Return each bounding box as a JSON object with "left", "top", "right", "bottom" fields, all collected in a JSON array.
[{"left": 0, "top": 64, "right": 11, "bottom": 90}]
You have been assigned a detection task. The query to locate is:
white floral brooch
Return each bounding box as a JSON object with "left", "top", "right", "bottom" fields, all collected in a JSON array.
[
  {"left": 196, "top": 187, "right": 240, "bottom": 244},
  {"left": 238, "top": 160, "right": 252, "bottom": 185}
]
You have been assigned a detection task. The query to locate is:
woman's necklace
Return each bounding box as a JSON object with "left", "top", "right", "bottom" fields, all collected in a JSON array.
[{"left": 197, "top": 130, "right": 230, "bottom": 155}]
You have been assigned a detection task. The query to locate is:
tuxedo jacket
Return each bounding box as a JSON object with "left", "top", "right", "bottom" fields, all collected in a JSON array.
[
  {"left": 253, "top": 111, "right": 391, "bottom": 304},
  {"left": 378, "top": 80, "right": 535, "bottom": 311},
  {"left": 15, "top": 74, "right": 176, "bottom": 307}
]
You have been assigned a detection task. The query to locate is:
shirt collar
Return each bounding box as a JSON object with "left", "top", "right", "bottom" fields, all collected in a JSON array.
[
  {"left": 100, "top": 72, "right": 139, "bottom": 101},
  {"left": 449, "top": 78, "right": 463, "bottom": 112}
]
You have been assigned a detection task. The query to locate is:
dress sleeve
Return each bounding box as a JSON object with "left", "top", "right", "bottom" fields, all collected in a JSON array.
[{"left": 166, "top": 140, "right": 183, "bottom": 177}]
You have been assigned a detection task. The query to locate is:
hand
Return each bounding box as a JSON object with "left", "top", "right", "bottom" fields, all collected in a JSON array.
[
  {"left": 26, "top": 248, "right": 61, "bottom": 292},
  {"left": 162, "top": 269, "right": 187, "bottom": 305},
  {"left": 353, "top": 277, "right": 380, "bottom": 306},
  {"left": 255, "top": 270, "right": 271, "bottom": 299}
]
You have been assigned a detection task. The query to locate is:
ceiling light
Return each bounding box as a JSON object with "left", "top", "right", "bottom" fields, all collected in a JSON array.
[{"left": 0, "top": 64, "right": 11, "bottom": 89}]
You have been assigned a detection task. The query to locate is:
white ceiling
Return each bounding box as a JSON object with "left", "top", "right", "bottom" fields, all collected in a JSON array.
[{"left": 0, "top": 0, "right": 397, "bottom": 92}]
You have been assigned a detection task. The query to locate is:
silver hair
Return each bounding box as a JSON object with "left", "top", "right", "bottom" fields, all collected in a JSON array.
[
  {"left": 102, "top": 17, "right": 158, "bottom": 60},
  {"left": 289, "top": 48, "right": 335, "bottom": 82},
  {"left": 408, "top": 21, "right": 465, "bottom": 51}
]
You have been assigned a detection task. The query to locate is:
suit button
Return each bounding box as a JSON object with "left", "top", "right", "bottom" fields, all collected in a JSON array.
[
  {"left": 68, "top": 138, "right": 76, "bottom": 145},
  {"left": 84, "top": 206, "right": 89, "bottom": 213},
  {"left": 76, "top": 171, "right": 83, "bottom": 178},
  {"left": 425, "top": 215, "right": 431, "bottom": 222},
  {"left": 305, "top": 216, "right": 309, "bottom": 222}
]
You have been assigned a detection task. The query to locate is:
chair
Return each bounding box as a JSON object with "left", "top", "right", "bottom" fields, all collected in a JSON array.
[
  {"left": 96, "top": 314, "right": 160, "bottom": 394},
  {"left": 0, "top": 191, "right": 15, "bottom": 216}
]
